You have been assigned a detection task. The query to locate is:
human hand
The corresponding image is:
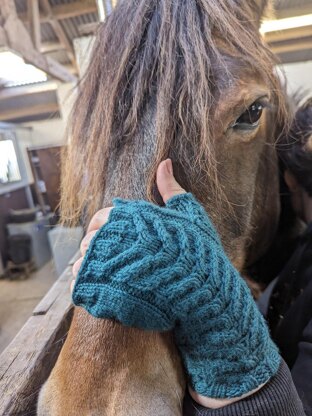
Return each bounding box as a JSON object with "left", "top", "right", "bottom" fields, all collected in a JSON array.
[
  {"left": 71, "top": 159, "right": 184, "bottom": 291},
  {"left": 71, "top": 158, "right": 279, "bottom": 406},
  {"left": 71, "top": 207, "right": 113, "bottom": 292}
]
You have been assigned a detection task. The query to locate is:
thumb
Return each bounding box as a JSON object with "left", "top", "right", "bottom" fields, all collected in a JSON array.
[{"left": 156, "top": 159, "right": 186, "bottom": 203}]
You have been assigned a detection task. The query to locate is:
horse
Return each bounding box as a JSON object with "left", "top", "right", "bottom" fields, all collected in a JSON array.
[{"left": 38, "top": 0, "right": 289, "bottom": 414}]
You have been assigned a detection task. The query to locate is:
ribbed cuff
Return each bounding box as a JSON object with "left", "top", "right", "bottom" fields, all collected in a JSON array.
[
  {"left": 183, "top": 359, "right": 305, "bottom": 416},
  {"left": 183, "top": 340, "right": 281, "bottom": 399},
  {"left": 72, "top": 282, "right": 173, "bottom": 331}
]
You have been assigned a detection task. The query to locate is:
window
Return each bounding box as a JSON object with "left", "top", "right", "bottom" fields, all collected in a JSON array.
[{"left": 0, "top": 139, "right": 21, "bottom": 184}]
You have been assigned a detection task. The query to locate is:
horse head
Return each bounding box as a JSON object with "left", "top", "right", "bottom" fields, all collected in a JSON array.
[{"left": 38, "top": 1, "right": 289, "bottom": 414}]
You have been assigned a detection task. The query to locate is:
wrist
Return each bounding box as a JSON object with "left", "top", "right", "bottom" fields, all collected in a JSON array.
[{"left": 188, "top": 382, "right": 266, "bottom": 409}]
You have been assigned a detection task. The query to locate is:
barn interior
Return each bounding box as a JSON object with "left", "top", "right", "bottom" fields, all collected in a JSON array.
[{"left": 0, "top": 0, "right": 311, "bottom": 390}]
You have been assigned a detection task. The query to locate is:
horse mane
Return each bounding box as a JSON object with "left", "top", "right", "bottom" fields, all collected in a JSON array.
[{"left": 60, "top": 0, "right": 288, "bottom": 225}]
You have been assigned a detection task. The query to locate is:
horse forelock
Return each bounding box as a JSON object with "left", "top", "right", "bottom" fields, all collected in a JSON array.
[{"left": 60, "top": 0, "right": 288, "bottom": 234}]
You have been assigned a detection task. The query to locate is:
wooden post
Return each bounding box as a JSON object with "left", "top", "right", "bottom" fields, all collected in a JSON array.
[{"left": 27, "top": 0, "right": 41, "bottom": 51}]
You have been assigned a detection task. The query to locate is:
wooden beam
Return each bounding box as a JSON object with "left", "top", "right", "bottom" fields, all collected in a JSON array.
[
  {"left": 0, "top": 0, "right": 76, "bottom": 82},
  {"left": 64, "top": 63, "right": 79, "bottom": 75},
  {"left": 78, "top": 22, "right": 98, "bottom": 35},
  {"left": 19, "top": 0, "right": 98, "bottom": 24},
  {"left": 40, "top": 41, "right": 64, "bottom": 53},
  {"left": 265, "top": 25, "right": 312, "bottom": 43},
  {"left": 0, "top": 82, "right": 57, "bottom": 100},
  {"left": 0, "top": 26, "right": 7, "bottom": 46},
  {"left": 0, "top": 102, "right": 59, "bottom": 121},
  {"left": 272, "top": 39, "right": 312, "bottom": 55},
  {"left": 27, "top": 0, "right": 41, "bottom": 50},
  {"left": 48, "top": 20, "right": 76, "bottom": 64},
  {"left": 275, "top": 4, "right": 312, "bottom": 20},
  {"left": 39, "top": 0, "right": 77, "bottom": 68}
]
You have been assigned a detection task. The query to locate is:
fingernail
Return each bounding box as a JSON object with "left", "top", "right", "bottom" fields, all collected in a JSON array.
[{"left": 166, "top": 159, "right": 173, "bottom": 175}]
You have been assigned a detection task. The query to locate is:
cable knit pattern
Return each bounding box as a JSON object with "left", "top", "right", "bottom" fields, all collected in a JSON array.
[{"left": 72, "top": 193, "right": 281, "bottom": 398}]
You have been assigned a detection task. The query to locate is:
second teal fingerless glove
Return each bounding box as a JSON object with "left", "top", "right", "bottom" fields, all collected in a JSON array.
[{"left": 72, "top": 193, "right": 280, "bottom": 399}]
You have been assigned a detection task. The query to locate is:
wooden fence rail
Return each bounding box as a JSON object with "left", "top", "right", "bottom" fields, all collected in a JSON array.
[{"left": 0, "top": 265, "right": 74, "bottom": 415}]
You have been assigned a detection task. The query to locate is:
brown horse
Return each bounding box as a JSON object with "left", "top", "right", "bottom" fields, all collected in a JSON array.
[{"left": 38, "top": 0, "right": 289, "bottom": 414}]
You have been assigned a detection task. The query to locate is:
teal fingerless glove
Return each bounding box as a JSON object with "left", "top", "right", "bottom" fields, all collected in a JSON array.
[{"left": 72, "top": 193, "right": 281, "bottom": 399}]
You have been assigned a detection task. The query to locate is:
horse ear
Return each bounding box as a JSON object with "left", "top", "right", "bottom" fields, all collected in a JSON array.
[{"left": 250, "top": 0, "right": 271, "bottom": 26}]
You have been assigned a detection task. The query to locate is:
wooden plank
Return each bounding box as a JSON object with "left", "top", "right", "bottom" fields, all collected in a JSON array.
[
  {"left": 33, "top": 266, "right": 72, "bottom": 315},
  {"left": 40, "top": 41, "right": 64, "bottom": 53},
  {"left": 0, "top": 82, "right": 57, "bottom": 99},
  {"left": 272, "top": 39, "right": 312, "bottom": 55},
  {"left": 64, "top": 63, "right": 79, "bottom": 75},
  {"left": 40, "top": 0, "right": 77, "bottom": 68},
  {"left": 19, "top": 0, "right": 98, "bottom": 24},
  {"left": 265, "top": 25, "right": 312, "bottom": 43},
  {"left": 49, "top": 0, "right": 97, "bottom": 20},
  {"left": 275, "top": 4, "right": 312, "bottom": 20},
  {"left": 27, "top": 0, "right": 41, "bottom": 51},
  {"left": 46, "top": 55, "right": 77, "bottom": 81},
  {"left": 0, "top": 102, "right": 59, "bottom": 121},
  {"left": 0, "top": 26, "right": 7, "bottom": 46},
  {"left": 0, "top": 267, "right": 73, "bottom": 415}
]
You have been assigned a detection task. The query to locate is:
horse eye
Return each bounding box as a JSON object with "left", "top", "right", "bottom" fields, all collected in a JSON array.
[{"left": 233, "top": 102, "right": 263, "bottom": 129}]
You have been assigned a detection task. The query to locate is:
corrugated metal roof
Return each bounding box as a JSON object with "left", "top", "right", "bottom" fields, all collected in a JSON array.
[
  {"left": 14, "top": 0, "right": 27, "bottom": 14},
  {"left": 40, "top": 23, "right": 59, "bottom": 43},
  {"left": 10, "top": 0, "right": 312, "bottom": 84},
  {"left": 59, "top": 13, "right": 98, "bottom": 40},
  {"left": 38, "top": 10, "right": 98, "bottom": 44}
]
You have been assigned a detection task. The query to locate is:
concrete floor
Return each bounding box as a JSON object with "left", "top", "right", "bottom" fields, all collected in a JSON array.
[{"left": 0, "top": 260, "right": 57, "bottom": 354}]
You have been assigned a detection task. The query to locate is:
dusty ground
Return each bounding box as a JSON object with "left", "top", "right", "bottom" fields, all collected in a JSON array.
[{"left": 0, "top": 260, "right": 57, "bottom": 354}]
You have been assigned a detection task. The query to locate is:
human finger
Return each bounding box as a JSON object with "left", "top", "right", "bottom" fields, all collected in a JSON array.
[{"left": 87, "top": 207, "right": 113, "bottom": 234}]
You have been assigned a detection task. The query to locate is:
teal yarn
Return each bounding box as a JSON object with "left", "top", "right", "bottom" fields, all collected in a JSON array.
[{"left": 72, "top": 193, "right": 281, "bottom": 398}]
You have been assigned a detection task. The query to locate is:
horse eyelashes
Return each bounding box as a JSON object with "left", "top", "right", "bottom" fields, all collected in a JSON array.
[{"left": 232, "top": 98, "right": 271, "bottom": 130}]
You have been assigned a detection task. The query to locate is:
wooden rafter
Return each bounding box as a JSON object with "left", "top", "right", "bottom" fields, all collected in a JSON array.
[
  {"left": 0, "top": 102, "right": 59, "bottom": 121},
  {"left": 39, "top": 0, "right": 77, "bottom": 68},
  {"left": 0, "top": 26, "right": 8, "bottom": 47},
  {"left": 40, "top": 41, "right": 64, "bottom": 53},
  {"left": 264, "top": 23, "right": 312, "bottom": 58},
  {"left": 19, "top": 0, "right": 97, "bottom": 23},
  {"left": 0, "top": 0, "right": 76, "bottom": 82},
  {"left": 0, "top": 81, "right": 57, "bottom": 99},
  {"left": 27, "top": 0, "right": 41, "bottom": 50},
  {"left": 265, "top": 25, "right": 312, "bottom": 43},
  {"left": 276, "top": 4, "right": 312, "bottom": 20},
  {"left": 271, "top": 39, "right": 312, "bottom": 55}
]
